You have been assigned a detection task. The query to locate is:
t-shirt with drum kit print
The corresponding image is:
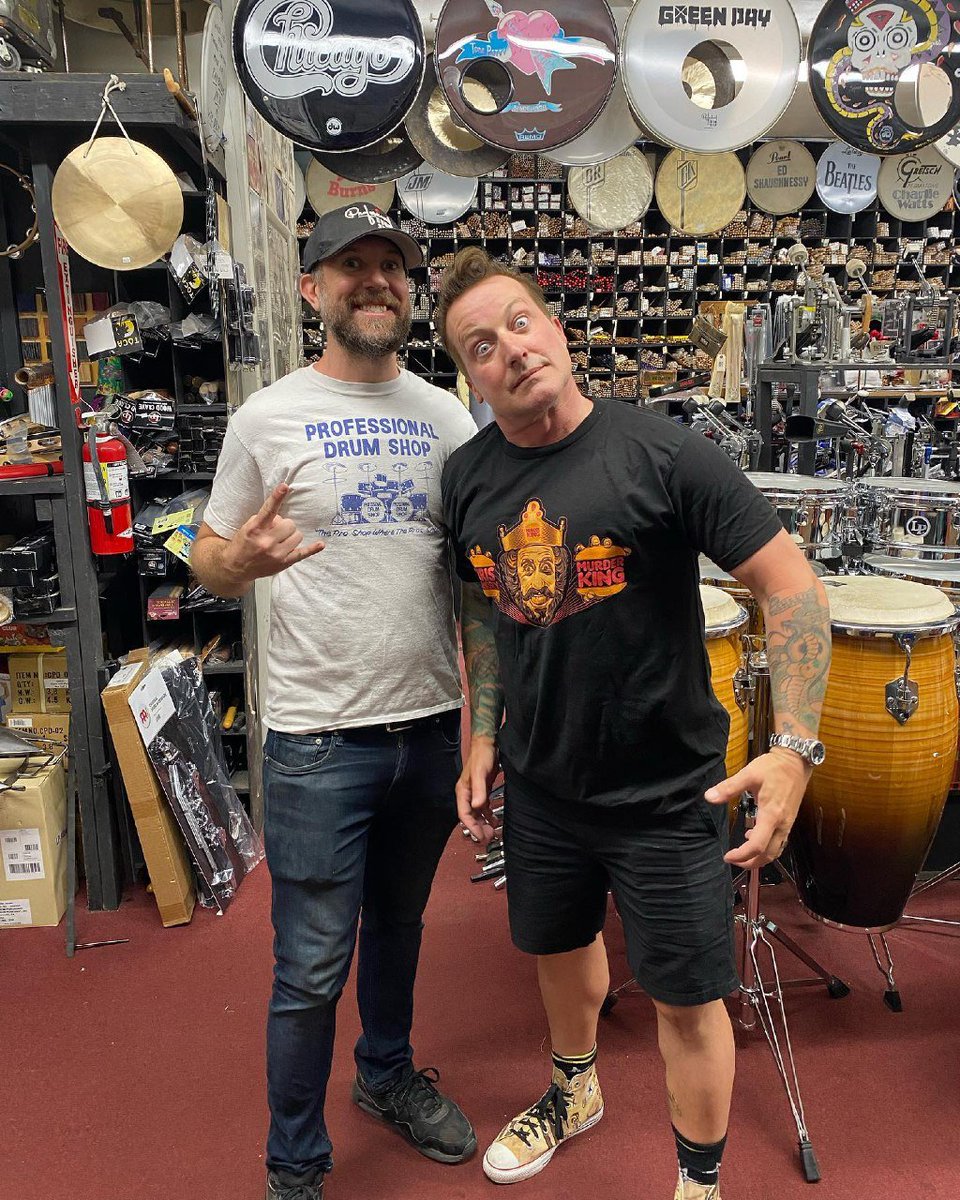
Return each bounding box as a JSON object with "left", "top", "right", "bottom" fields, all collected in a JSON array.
[{"left": 442, "top": 399, "right": 783, "bottom": 813}]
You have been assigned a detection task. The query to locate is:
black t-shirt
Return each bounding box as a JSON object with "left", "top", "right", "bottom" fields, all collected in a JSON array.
[{"left": 441, "top": 399, "right": 783, "bottom": 811}]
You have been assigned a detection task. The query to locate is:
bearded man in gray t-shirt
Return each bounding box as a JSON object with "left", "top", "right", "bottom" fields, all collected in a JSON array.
[{"left": 192, "top": 205, "right": 477, "bottom": 1200}]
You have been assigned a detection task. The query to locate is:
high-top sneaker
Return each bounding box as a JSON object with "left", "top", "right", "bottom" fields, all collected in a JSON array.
[
  {"left": 482, "top": 1062, "right": 603, "bottom": 1184},
  {"left": 674, "top": 1172, "right": 721, "bottom": 1200}
]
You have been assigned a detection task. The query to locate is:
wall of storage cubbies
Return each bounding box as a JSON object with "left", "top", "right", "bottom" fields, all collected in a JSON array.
[{"left": 296, "top": 143, "right": 958, "bottom": 400}]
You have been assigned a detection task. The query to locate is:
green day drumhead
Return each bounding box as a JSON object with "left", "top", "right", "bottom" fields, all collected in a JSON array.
[
  {"left": 746, "top": 140, "right": 816, "bottom": 215},
  {"left": 816, "top": 141, "right": 880, "bottom": 212}
]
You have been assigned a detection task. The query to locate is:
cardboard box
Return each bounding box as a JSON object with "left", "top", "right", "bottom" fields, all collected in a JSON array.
[
  {"left": 0, "top": 763, "right": 71, "bottom": 927},
  {"left": 7, "top": 648, "right": 71, "bottom": 713},
  {"left": 101, "top": 659, "right": 195, "bottom": 927},
  {"left": 3, "top": 711, "right": 69, "bottom": 754}
]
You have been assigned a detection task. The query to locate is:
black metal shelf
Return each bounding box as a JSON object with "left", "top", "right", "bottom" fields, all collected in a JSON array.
[
  {"left": 0, "top": 475, "right": 65, "bottom": 496},
  {"left": 202, "top": 660, "right": 244, "bottom": 674}
]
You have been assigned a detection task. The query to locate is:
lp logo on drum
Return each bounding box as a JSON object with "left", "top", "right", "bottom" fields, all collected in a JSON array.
[{"left": 905, "top": 515, "right": 931, "bottom": 539}]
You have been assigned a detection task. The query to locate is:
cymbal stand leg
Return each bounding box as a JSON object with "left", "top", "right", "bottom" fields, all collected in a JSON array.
[
  {"left": 746, "top": 920, "right": 822, "bottom": 1183},
  {"left": 909, "top": 860, "right": 960, "bottom": 898},
  {"left": 867, "top": 932, "right": 902, "bottom": 1012}
]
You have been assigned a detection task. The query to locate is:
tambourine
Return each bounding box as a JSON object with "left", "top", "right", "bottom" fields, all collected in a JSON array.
[
  {"left": 232, "top": 0, "right": 425, "bottom": 153},
  {"left": 808, "top": 0, "right": 960, "bottom": 154},
  {"left": 434, "top": 0, "right": 618, "bottom": 152}
]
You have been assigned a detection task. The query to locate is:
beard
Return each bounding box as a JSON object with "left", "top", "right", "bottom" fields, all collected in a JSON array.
[{"left": 322, "top": 293, "right": 412, "bottom": 360}]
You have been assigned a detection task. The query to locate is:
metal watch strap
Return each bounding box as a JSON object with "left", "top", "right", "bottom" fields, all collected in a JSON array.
[{"left": 769, "top": 733, "right": 825, "bottom": 766}]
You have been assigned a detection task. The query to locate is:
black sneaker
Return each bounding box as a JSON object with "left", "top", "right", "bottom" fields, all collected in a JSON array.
[
  {"left": 352, "top": 1066, "right": 477, "bottom": 1164},
  {"left": 265, "top": 1166, "right": 324, "bottom": 1199}
]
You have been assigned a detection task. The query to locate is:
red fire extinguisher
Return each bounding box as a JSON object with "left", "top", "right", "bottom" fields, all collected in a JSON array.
[{"left": 82, "top": 429, "right": 134, "bottom": 554}]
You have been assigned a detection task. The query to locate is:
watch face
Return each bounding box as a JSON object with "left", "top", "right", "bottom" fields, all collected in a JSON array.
[{"left": 810, "top": 741, "right": 827, "bottom": 766}]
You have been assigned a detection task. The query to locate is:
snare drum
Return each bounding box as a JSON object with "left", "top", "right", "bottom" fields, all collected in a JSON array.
[
  {"left": 790, "top": 575, "right": 958, "bottom": 931},
  {"left": 701, "top": 584, "right": 749, "bottom": 780},
  {"left": 745, "top": 473, "right": 851, "bottom": 560},
  {"left": 862, "top": 476, "right": 960, "bottom": 558}
]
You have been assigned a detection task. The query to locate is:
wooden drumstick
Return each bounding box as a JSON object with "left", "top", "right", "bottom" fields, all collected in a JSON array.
[{"left": 163, "top": 68, "right": 198, "bottom": 122}]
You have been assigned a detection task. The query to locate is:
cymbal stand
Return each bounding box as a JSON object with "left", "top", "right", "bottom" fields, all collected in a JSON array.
[
  {"left": 733, "top": 641, "right": 849, "bottom": 1183},
  {"left": 900, "top": 861, "right": 960, "bottom": 930}
]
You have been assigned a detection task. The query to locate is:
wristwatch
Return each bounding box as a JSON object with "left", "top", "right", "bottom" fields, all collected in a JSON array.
[{"left": 768, "top": 733, "right": 826, "bottom": 767}]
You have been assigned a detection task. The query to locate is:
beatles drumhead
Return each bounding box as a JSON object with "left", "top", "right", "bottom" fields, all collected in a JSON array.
[
  {"left": 655, "top": 149, "right": 745, "bottom": 235},
  {"left": 199, "top": 3, "right": 229, "bottom": 154},
  {"left": 815, "top": 141, "right": 880, "bottom": 212},
  {"left": 232, "top": 0, "right": 425, "bottom": 152},
  {"left": 305, "top": 158, "right": 396, "bottom": 215},
  {"left": 878, "top": 144, "right": 952, "bottom": 218},
  {"left": 567, "top": 148, "right": 653, "bottom": 231},
  {"left": 433, "top": 0, "right": 618, "bottom": 152},
  {"left": 746, "top": 140, "right": 816, "bottom": 214},
  {"left": 312, "top": 130, "right": 423, "bottom": 183},
  {"left": 808, "top": 0, "right": 960, "bottom": 154},
  {"left": 396, "top": 166, "right": 478, "bottom": 224},
  {"left": 620, "top": 0, "right": 801, "bottom": 153},
  {"left": 405, "top": 54, "right": 511, "bottom": 177}
]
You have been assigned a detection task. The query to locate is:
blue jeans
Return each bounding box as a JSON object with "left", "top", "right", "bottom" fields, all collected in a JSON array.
[{"left": 263, "top": 711, "right": 461, "bottom": 1177}]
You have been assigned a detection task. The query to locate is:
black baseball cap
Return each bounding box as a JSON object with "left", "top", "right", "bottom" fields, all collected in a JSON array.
[{"left": 301, "top": 204, "right": 423, "bottom": 273}]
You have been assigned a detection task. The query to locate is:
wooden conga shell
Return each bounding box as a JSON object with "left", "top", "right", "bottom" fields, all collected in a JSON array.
[
  {"left": 701, "top": 585, "right": 748, "bottom": 816},
  {"left": 790, "top": 576, "right": 958, "bottom": 931}
]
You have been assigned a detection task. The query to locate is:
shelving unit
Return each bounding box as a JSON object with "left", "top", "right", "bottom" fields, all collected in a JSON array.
[{"left": 298, "top": 142, "right": 959, "bottom": 402}]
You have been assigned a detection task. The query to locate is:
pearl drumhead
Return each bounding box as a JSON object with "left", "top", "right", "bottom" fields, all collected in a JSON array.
[
  {"left": 877, "top": 145, "right": 952, "bottom": 220},
  {"left": 821, "top": 574, "right": 956, "bottom": 632},
  {"left": 746, "top": 140, "right": 816, "bottom": 215},
  {"left": 620, "top": 0, "right": 800, "bottom": 154},
  {"left": 807, "top": 0, "right": 960, "bottom": 154},
  {"left": 232, "top": 0, "right": 425, "bottom": 152},
  {"left": 433, "top": 0, "right": 618, "bottom": 153},
  {"left": 816, "top": 142, "right": 880, "bottom": 213},
  {"left": 700, "top": 583, "right": 747, "bottom": 636},
  {"left": 396, "top": 166, "right": 478, "bottom": 224},
  {"left": 655, "top": 149, "right": 745, "bottom": 235},
  {"left": 405, "top": 54, "right": 511, "bottom": 177},
  {"left": 568, "top": 148, "right": 653, "bottom": 232},
  {"left": 305, "top": 158, "right": 396, "bottom": 214}
]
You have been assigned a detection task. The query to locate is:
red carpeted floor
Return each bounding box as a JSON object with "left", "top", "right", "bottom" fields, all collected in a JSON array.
[{"left": 5, "top": 836, "right": 959, "bottom": 1200}]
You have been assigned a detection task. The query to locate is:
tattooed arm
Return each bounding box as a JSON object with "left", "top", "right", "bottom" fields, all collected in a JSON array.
[
  {"left": 705, "top": 529, "right": 831, "bottom": 868},
  {"left": 457, "top": 582, "right": 505, "bottom": 843}
]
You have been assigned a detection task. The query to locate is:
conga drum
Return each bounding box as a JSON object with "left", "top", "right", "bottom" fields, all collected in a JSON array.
[
  {"left": 860, "top": 477, "right": 960, "bottom": 559},
  {"left": 701, "top": 584, "right": 749, "bottom": 781},
  {"left": 865, "top": 555, "right": 960, "bottom": 791},
  {"left": 790, "top": 575, "right": 959, "bottom": 931},
  {"left": 744, "top": 473, "right": 852, "bottom": 561},
  {"left": 699, "top": 556, "right": 762, "bottom": 635}
]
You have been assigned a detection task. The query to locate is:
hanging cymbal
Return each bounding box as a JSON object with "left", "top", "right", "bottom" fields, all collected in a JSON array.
[
  {"left": 312, "top": 130, "right": 423, "bottom": 184},
  {"left": 52, "top": 138, "right": 184, "bottom": 271},
  {"left": 405, "top": 55, "right": 510, "bottom": 178}
]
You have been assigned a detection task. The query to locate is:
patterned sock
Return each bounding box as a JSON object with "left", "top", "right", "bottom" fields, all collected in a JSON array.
[
  {"left": 673, "top": 1125, "right": 727, "bottom": 1187},
  {"left": 552, "top": 1044, "right": 597, "bottom": 1081}
]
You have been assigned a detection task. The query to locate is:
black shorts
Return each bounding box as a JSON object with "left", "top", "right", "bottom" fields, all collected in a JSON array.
[{"left": 503, "top": 772, "right": 738, "bottom": 1007}]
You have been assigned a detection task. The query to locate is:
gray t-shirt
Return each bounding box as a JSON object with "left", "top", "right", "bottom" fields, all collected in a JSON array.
[{"left": 205, "top": 365, "right": 477, "bottom": 733}]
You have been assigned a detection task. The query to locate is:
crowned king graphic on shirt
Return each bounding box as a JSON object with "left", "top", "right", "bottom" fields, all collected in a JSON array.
[{"left": 468, "top": 498, "right": 631, "bottom": 627}]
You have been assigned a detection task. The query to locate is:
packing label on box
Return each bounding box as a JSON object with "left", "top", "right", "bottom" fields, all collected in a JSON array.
[
  {"left": 1, "top": 827, "right": 44, "bottom": 881},
  {"left": 128, "top": 669, "right": 175, "bottom": 747},
  {"left": 0, "top": 898, "right": 31, "bottom": 927},
  {"left": 152, "top": 508, "right": 194, "bottom": 536}
]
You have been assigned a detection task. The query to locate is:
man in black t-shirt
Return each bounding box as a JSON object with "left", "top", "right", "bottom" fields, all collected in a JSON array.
[{"left": 436, "top": 249, "right": 831, "bottom": 1200}]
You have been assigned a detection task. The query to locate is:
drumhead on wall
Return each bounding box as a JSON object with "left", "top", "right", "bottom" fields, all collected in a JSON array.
[
  {"left": 567, "top": 148, "right": 653, "bottom": 232},
  {"left": 877, "top": 144, "right": 952, "bottom": 219},
  {"left": 396, "top": 166, "right": 478, "bottom": 224},
  {"left": 312, "top": 131, "right": 424, "bottom": 184},
  {"left": 807, "top": 0, "right": 960, "bottom": 154},
  {"left": 815, "top": 141, "right": 880, "bottom": 212},
  {"left": 232, "top": 0, "right": 425, "bottom": 152},
  {"left": 305, "top": 158, "right": 396, "bottom": 215},
  {"left": 620, "top": 0, "right": 801, "bottom": 153},
  {"left": 746, "top": 140, "right": 816, "bottom": 214},
  {"left": 654, "top": 149, "right": 745, "bottom": 235},
  {"left": 433, "top": 0, "right": 618, "bottom": 152},
  {"left": 405, "top": 54, "right": 511, "bottom": 178}
]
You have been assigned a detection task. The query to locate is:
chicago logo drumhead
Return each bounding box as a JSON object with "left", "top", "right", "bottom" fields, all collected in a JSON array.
[{"left": 233, "top": 0, "right": 425, "bottom": 151}]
